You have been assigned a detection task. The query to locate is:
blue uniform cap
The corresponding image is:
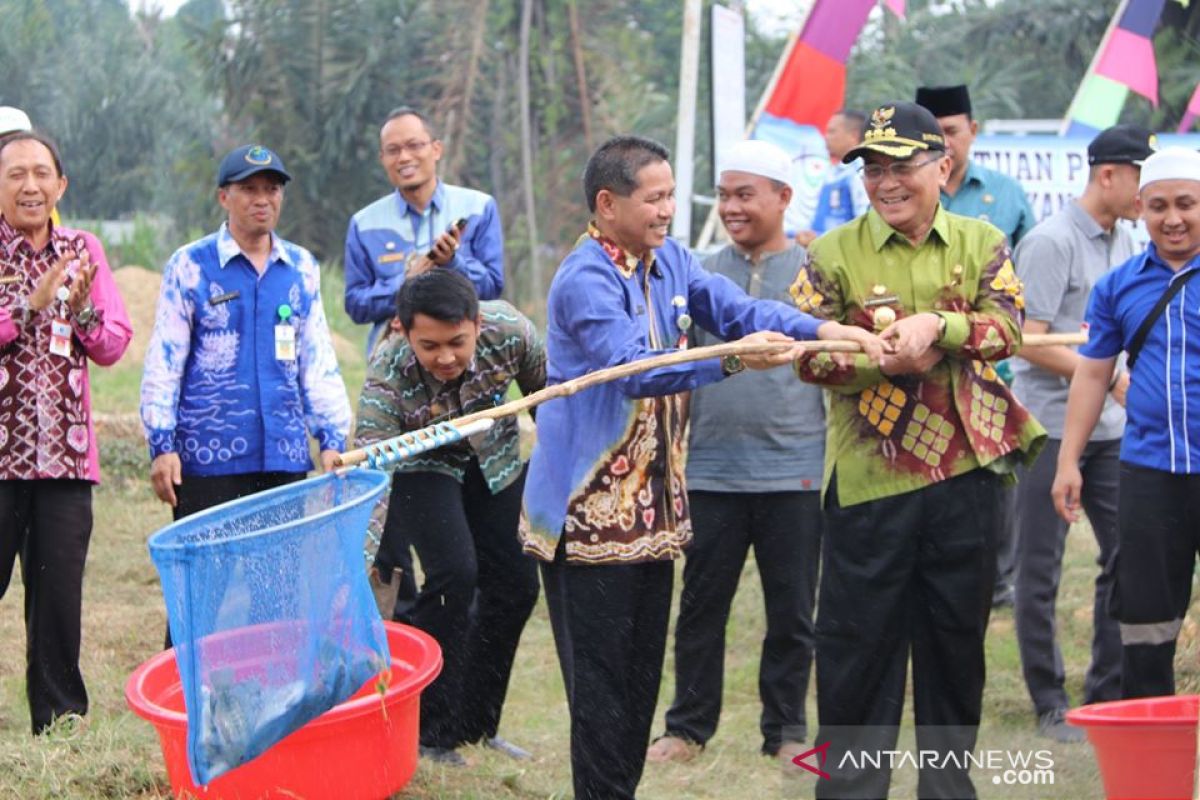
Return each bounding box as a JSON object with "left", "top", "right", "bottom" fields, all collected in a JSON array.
[{"left": 217, "top": 144, "right": 292, "bottom": 187}]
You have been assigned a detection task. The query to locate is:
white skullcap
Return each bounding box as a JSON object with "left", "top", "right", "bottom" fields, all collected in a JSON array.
[
  {"left": 0, "top": 106, "right": 32, "bottom": 136},
  {"left": 1139, "top": 146, "right": 1200, "bottom": 190},
  {"left": 718, "top": 139, "right": 793, "bottom": 188}
]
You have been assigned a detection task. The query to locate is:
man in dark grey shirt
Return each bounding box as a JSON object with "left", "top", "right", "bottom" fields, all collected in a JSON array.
[
  {"left": 646, "top": 140, "right": 823, "bottom": 765},
  {"left": 1010, "top": 124, "right": 1155, "bottom": 742}
]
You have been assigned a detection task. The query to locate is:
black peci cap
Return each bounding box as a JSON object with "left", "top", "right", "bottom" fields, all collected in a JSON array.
[{"left": 915, "top": 85, "right": 972, "bottom": 119}]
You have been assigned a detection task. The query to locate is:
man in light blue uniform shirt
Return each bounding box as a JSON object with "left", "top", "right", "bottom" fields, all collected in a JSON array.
[
  {"left": 917, "top": 84, "right": 1036, "bottom": 609},
  {"left": 344, "top": 106, "right": 504, "bottom": 353},
  {"left": 344, "top": 106, "right": 505, "bottom": 625}
]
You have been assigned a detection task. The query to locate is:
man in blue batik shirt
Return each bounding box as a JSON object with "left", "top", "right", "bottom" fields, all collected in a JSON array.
[
  {"left": 141, "top": 145, "right": 351, "bottom": 644},
  {"left": 519, "top": 135, "right": 885, "bottom": 800},
  {"left": 344, "top": 106, "right": 504, "bottom": 353}
]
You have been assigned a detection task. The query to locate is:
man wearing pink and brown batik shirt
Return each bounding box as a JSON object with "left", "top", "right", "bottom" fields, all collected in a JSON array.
[{"left": 0, "top": 131, "right": 131, "bottom": 735}]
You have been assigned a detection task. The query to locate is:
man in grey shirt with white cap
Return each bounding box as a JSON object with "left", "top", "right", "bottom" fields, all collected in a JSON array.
[
  {"left": 647, "top": 139, "right": 823, "bottom": 766},
  {"left": 1010, "top": 123, "right": 1155, "bottom": 742}
]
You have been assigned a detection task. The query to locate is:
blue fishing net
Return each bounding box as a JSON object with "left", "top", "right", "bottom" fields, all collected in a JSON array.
[{"left": 148, "top": 469, "right": 391, "bottom": 786}]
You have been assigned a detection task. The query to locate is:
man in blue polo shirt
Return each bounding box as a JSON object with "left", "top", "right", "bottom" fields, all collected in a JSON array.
[
  {"left": 344, "top": 106, "right": 504, "bottom": 353},
  {"left": 1053, "top": 146, "right": 1200, "bottom": 698}
]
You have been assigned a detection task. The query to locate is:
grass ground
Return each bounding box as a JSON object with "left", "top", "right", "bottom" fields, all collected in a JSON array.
[
  {"left": 4, "top": 449, "right": 1200, "bottom": 799},
  {"left": 4, "top": 264, "right": 1200, "bottom": 798}
]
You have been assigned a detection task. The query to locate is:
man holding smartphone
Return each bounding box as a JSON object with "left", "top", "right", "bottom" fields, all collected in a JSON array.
[
  {"left": 344, "top": 105, "right": 507, "bottom": 630},
  {"left": 344, "top": 106, "right": 505, "bottom": 354}
]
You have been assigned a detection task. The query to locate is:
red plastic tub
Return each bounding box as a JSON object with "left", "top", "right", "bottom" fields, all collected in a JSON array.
[
  {"left": 126, "top": 621, "right": 442, "bottom": 799},
  {"left": 1067, "top": 695, "right": 1199, "bottom": 800}
]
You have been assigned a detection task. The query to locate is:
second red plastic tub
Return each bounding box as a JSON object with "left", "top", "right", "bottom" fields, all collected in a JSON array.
[{"left": 1067, "top": 695, "right": 1199, "bottom": 800}]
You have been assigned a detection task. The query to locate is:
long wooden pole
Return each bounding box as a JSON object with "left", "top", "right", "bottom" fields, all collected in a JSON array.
[{"left": 336, "top": 332, "right": 1084, "bottom": 469}]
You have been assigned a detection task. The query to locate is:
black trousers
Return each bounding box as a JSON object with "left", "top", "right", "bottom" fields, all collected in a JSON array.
[
  {"left": 542, "top": 545, "right": 674, "bottom": 800},
  {"left": 164, "top": 471, "right": 303, "bottom": 648},
  {"left": 0, "top": 479, "right": 93, "bottom": 734},
  {"left": 815, "top": 469, "right": 1000, "bottom": 800},
  {"left": 371, "top": 474, "right": 420, "bottom": 624},
  {"left": 1015, "top": 438, "right": 1121, "bottom": 716},
  {"left": 396, "top": 463, "right": 538, "bottom": 749},
  {"left": 1114, "top": 463, "right": 1200, "bottom": 699},
  {"left": 663, "top": 490, "right": 820, "bottom": 753}
]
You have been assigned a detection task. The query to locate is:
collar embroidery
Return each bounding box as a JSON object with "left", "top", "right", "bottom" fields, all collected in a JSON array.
[{"left": 587, "top": 222, "right": 657, "bottom": 279}]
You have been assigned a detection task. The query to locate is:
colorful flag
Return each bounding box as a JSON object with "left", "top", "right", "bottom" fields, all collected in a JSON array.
[
  {"left": 883, "top": 0, "right": 906, "bottom": 18},
  {"left": 757, "top": 0, "right": 875, "bottom": 138},
  {"left": 1062, "top": 0, "right": 1165, "bottom": 137},
  {"left": 748, "top": 0, "right": 876, "bottom": 233}
]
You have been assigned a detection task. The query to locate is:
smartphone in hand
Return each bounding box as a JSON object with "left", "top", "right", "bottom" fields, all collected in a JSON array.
[{"left": 425, "top": 218, "right": 469, "bottom": 260}]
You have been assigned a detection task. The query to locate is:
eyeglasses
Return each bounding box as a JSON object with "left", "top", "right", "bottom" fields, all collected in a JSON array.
[
  {"left": 382, "top": 140, "right": 433, "bottom": 158},
  {"left": 860, "top": 156, "right": 942, "bottom": 183}
]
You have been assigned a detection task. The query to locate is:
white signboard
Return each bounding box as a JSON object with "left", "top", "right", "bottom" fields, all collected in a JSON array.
[{"left": 711, "top": 5, "right": 747, "bottom": 168}]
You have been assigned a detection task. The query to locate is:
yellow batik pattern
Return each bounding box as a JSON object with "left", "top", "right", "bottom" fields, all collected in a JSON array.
[
  {"left": 968, "top": 381, "right": 1010, "bottom": 445},
  {"left": 990, "top": 259, "right": 1024, "bottom": 310},
  {"left": 900, "top": 402, "right": 955, "bottom": 468},
  {"left": 858, "top": 380, "right": 906, "bottom": 438},
  {"left": 789, "top": 268, "right": 824, "bottom": 313}
]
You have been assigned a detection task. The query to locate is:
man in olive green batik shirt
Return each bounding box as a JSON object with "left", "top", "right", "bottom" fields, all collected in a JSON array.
[{"left": 791, "top": 101, "right": 1045, "bottom": 800}]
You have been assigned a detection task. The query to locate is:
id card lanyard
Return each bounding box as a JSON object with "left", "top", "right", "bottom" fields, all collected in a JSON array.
[
  {"left": 49, "top": 284, "right": 72, "bottom": 358},
  {"left": 274, "top": 304, "right": 296, "bottom": 361}
]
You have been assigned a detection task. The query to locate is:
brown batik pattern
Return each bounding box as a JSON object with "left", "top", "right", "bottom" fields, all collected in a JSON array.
[{"left": 560, "top": 393, "right": 691, "bottom": 564}]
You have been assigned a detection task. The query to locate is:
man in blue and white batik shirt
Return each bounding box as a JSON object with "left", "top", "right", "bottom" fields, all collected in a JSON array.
[{"left": 140, "top": 145, "right": 351, "bottom": 646}]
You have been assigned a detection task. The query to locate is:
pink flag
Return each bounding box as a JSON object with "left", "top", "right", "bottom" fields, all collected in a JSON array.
[
  {"left": 1096, "top": 27, "right": 1159, "bottom": 106},
  {"left": 1178, "top": 81, "right": 1200, "bottom": 133},
  {"left": 883, "top": 0, "right": 906, "bottom": 18}
]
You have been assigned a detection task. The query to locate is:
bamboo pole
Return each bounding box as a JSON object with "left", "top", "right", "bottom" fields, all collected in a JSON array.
[{"left": 336, "top": 332, "right": 1084, "bottom": 469}]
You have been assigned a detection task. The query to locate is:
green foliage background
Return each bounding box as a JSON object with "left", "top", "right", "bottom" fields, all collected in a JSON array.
[{"left": 2, "top": 0, "right": 1199, "bottom": 312}]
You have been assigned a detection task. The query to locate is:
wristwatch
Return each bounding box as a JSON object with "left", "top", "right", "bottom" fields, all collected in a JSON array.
[
  {"left": 721, "top": 354, "right": 745, "bottom": 377},
  {"left": 75, "top": 302, "right": 99, "bottom": 331}
]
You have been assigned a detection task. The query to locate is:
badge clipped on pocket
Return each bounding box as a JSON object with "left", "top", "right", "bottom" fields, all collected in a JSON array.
[
  {"left": 275, "top": 324, "right": 296, "bottom": 361},
  {"left": 275, "top": 303, "right": 297, "bottom": 361},
  {"left": 50, "top": 318, "right": 72, "bottom": 358}
]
